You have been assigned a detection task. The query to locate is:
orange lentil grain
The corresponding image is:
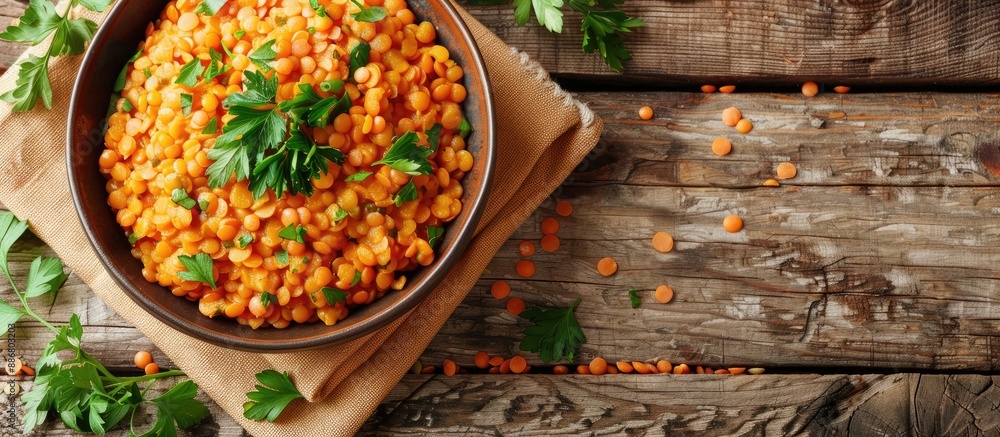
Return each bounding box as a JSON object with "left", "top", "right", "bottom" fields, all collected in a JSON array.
[
  {"left": 510, "top": 355, "right": 528, "bottom": 374},
  {"left": 540, "top": 234, "right": 560, "bottom": 252},
  {"left": 700, "top": 85, "right": 716, "bottom": 93},
  {"left": 748, "top": 367, "right": 766, "bottom": 375},
  {"left": 507, "top": 297, "right": 526, "bottom": 316},
  {"left": 540, "top": 217, "right": 560, "bottom": 235},
  {"left": 712, "top": 137, "right": 732, "bottom": 156},
  {"left": 576, "top": 365, "right": 591, "bottom": 374},
  {"left": 715, "top": 369, "right": 730, "bottom": 374},
  {"left": 801, "top": 81, "right": 819, "bottom": 97},
  {"left": 721, "top": 107, "right": 742, "bottom": 127},
  {"left": 616, "top": 361, "right": 634, "bottom": 373},
  {"left": 518, "top": 241, "right": 535, "bottom": 257},
  {"left": 654, "top": 285, "right": 674, "bottom": 303},
  {"left": 421, "top": 366, "right": 435, "bottom": 374},
  {"left": 597, "top": 257, "right": 618, "bottom": 276},
  {"left": 638, "top": 106, "right": 654, "bottom": 120},
  {"left": 723, "top": 215, "right": 743, "bottom": 233},
  {"left": 443, "top": 359, "right": 457, "bottom": 376},
  {"left": 728, "top": 367, "right": 746, "bottom": 375},
  {"left": 134, "top": 351, "right": 153, "bottom": 369},
  {"left": 491, "top": 281, "right": 511, "bottom": 300},
  {"left": 763, "top": 178, "right": 780, "bottom": 187},
  {"left": 776, "top": 162, "right": 797, "bottom": 179},
  {"left": 719, "top": 85, "right": 736, "bottom": 94},
  {"left": 555, "top": 201, "right": 573, "bottom": 217},
  {"left": 652, "top": 232, "right": 674, "bottom": 253},
  {"left": 553, "top": 365, "right": 570, "bottom": 375},
  {"left": 21, "top": 365, "right": 34, "bottom": 376},
  {"left": 735, "top": 118, "right": 753, "bottom": 134},
  {"left": 656, "top": 360, "right": 673, "bottom": 373},
  {"left": 589, "top": 357, "right": 608, "bottom": 375},
  {"left": 499, "top": 359, "right": 512, "bottom": 374},
  {"left": 474, "top": 351, "right": 490, "bottom": 369},
  {"left": 696, "top": 366, "right": 705, "bottom": 374},
  {"left": 515, "top": 260, "right": 536, "bottom": 278},
  {"left": 673, "top": 363, "right": 690, "bottom": 374},
  {"left": 488, "top": 367, "right": 500, "bottom": 374},
  {"left": 489, "top": 355, "right": 504, "bottom": 367},
  {"left": 632, "top": 362, "right": 651, "bottom": 374},
  {"left": 144, "top": 363, "right": 160, "bottom": 375},
  {"left": 834, "top": 86, "right": 851, "bottom": 94}
]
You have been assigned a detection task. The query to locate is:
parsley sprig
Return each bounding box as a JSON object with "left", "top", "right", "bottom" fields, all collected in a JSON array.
[
  {"left": 205, "top": 70, "right": 347, "bottom": 199},
  {"left": 506, "top": 0, "right": 643, "bottom": 72},
  {"left": 0, "top": 212, "right": 208, "bottom": 435},
  {"left": 0, "top": 0, "right": 114, "bottom": 111},
  {"left": 518, "top": 298, "right": 587, "bottom": 362},
  {"left": 243, "top": 370, "right": 303, "bottom": 422}
]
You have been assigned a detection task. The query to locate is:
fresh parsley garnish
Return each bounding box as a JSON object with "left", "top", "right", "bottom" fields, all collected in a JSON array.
[
  {"left": 204, "top": 48, "right": 231, "bottom": 82},
  {"left": 177, "top": 252, "right": 216, "bottom": 288},
  {"left": 425, "top": 123, "right": 442, "bottom": 151},
  {"left": 196, "top": 0, "right": 228, "bottom": 15},
  {"left": 278, "top": 224, "right": 306, "bottom": 244},
  {"left": 393, "top": 181, "right": 418, "bottom": 206},
  {"left": 180, "top": 93, "right": 193, "bottom": 116},
  {"left": 372, "top": 131, "right": 434, "bottom": 175},
  {"left": 203, "top": 117, "right": 219, "bottom": 134},
  {"left": 275, "top": 250, "right": 289, "bottom": 266},
  {"left": 244, "top": 370, "right": 303, "bottom": 422},
  {"left": 509, "top": 0, "right": 643, "bottom": 72},
  {"left": 518, "top": 298, "right": 586, "bottom": 362},
  {"left": 457, "top": 117, "right": 472, "bottom": 139},
  {"left": 0, "top": 0, "right": 113, "bottom": 111},
  {"left": 128, "top": 232, "right": 141, "bottom": 245},
  {"left": 351, "top": 271, "right": 361, "bottom": 287},
  {"left": 319, "top": 79, "right": 345, "bottom": 93},
  {"left": 0, "top": 212, "right": 207, "bottom": 435},
  {"left": 332, "top": 208, "right": 349, "bottom": 223},
  {"left": 260, "top": 292, "right": 277, "bottom": 308},
  {"left": 310, "top": 0, "right": 328, "bottom": 17},
  {"left": 350, "top": 0, "right": 387, "bottom": 22},
  {"left": 236, "top": 234, "right": 254, "bottom": 248},
  {"left": 627, "top": 288, "right": 641, "bottom": 308},
  {"left": 248, "top": 39, "right": 277, "bottom": 71},
  {"left": 121, "top": 98, "right": 134, "bottom": 112},
  {"left": 427, "top": 226, "right": 443, "bottom": 247},
  {"left": 348, "top": 41, "right": 371, "bottom": 79},
  {"left": 344, "top": 171, "right": 372, "bottom": 182},
  {"left": 171, "top": 188, "right": 197, "bottom": 209},
  {"left": 321, "top": 287, "right": 348, "bottom": 305},
  {"left": 114, "top": 47, "right": 142, "bottom": 92},
  {"left": 176, "top": 58, "right": 204, "bottom": 87}
]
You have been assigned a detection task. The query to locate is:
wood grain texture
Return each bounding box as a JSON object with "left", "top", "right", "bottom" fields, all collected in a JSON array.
[{"left": 0, "top": 0, "right": 27, "bottom": 74}]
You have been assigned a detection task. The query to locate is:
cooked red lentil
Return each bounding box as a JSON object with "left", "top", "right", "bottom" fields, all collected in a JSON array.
[{"left": 102, "top": 0, "right": 472, "bottom": 328}]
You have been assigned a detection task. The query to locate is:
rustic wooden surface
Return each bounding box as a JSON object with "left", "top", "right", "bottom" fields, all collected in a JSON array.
[{"left": 5, "top": 0, "right": 1000, "bottom": 435}]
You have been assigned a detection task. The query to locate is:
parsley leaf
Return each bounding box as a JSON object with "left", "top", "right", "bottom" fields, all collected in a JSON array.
[
  {"left": 138, "top": 380, "right": 209, "bottom": 436},
  {"left": 234, "top": 29, "right": 246, "bottom": 39},
  {"left": 24, "top": 257, "right": 68, "bottom": 298},
  {"left": 78, "top": 0, "right": 114, "bottom": 11},
  {"left": 260, "top": 292, "right": 277, "bottom": 308},
  {"left": 573, "top": 0, "right": 644, "bottom": 72},
  {"left": 350, "top": 0, "right": 387, "bottom": 22},
  {"left": 0, "top": 0, "right": 59, "bottom": 44},
  {"left": 204, "top": 48, "right": 231, "bottom": 82},
  {"left": 244, "top": 370, "right": 303, "bottom": 422},
  {"left": 332, "top": 208, "right": 349, "bottom": 223},
  {"left": 121, "top": 98, "right": 134, "bottom": 112},
  {"left": 176, "top": 58, "right": 204, "bottom": 87},
  {"left": 236, "top": 234, "right": 254, "bottom": 248},
  {"left": 321, "top": 287, "right": 348, "bottom": 306},
  {"left": 275, "top": 250, "right": 289, "bottom": 266},
  {"left": 248, "top": 39, "right": 277, "bottom": 71},
  {"left": 425, "top": 123, "right": 442, "bottom": 152},
  {"left": 177, "top": 252, "right": 216, "bottom": 288},
  {"left": 427, "top": 226, "right": 443, "bottom": 247},
  {"left": 518, "top": 298, "right": 586, "bottom": 362},
  {"left": 222, "top": 69, "right": 277, "bottom": 107},
  {"left": 171, "top": 188, "right": 197, "bottom": 209},
  {"left": 278, "top": 224, "right": 306, "bottom": 244},
  {"left": 393, "top": 180, "right": 418, "bottom": 206},
  {"left": 203, "top": 117, "right": 219, "bottom": 134},
  {"left": 457, "top": 117, "right": 472, "bottom": 139},
  {"left": 1, "top": 55, "right": 53, "bottom": 111},
  {"left": 344, "top": 171, "right": 372, "bottom": 182},
  {"left": 351, "top": 271, "right": 361, "bottom": 287},
  {"left": 319, "top": 79, "right": 344, "bottom": 93},
  {"left": 348, "top": 41, "right": 371, "bottom": 79},
  {"left": 196, "top": 0, "right": 229, "bottom": 15},
  {"left": 180, "top": 93, "right": 193, "bottom": 116},
  {"left": 128, "top": 232, "right": 142, "bottom": 245},
  {"left": 627, "top": 288, "right": 641, "bottom": 308},
  {"left": 373, "top": 131, "right": 434, "bottom": 175},
  {"left": 310, "top": 0, "right": 328, "bottom": 17}
]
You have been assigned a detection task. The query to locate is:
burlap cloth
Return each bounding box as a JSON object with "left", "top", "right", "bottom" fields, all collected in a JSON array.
[{"left": 0, "top": 5, "right": 602, "bottom": 436}]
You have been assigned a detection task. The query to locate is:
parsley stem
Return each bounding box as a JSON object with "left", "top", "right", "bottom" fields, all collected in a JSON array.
[
  {"left": 112, "top": 369, "right": 187, "bottom": 386},
  {"left": 2, "top": 265, "right": 58, "bottom": 334}
]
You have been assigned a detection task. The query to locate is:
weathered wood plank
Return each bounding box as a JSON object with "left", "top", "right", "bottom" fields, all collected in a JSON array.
[
  {"left": 0, "top": 0, "right": 28, "bottom": 74},
  {"left": 6, "top": 1, "right": 1000, "bottom": 85}
]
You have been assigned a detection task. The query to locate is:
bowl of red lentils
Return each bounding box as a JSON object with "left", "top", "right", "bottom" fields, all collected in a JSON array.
[{"left": 68, "top": 0, "right": 495, "bottom": 351}]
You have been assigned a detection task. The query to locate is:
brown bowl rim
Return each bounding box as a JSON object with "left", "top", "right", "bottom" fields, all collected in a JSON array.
[{"left": 67, "top": 0, "right": 496, "bottom": 352}]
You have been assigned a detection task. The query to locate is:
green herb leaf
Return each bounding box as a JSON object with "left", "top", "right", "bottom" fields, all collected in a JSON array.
[
  {"left": 332, "top": 208, "right": 349, "bottom": 223},
  {"left": 351, "top": 271, "right": 361, "bottom": 287},
  {"left": 350, "top": 0, "right": 387, "bottom": 22},
  {"left": 224, "top": 70, "right": 278, "bottom": 107},
  {"left": 627, "top": 288, "right": 641, "bottom": 308},
  {"left": 372, "top": 131, "right": 434, "bottom": 175},
  {"left": 128, "top": 232, "right": 142, "bottom": 245},
  {"left": 24, "top": 257, "right": 68, "bottom": 298},
  {"left": 319, "top": 79, "right": 344, "bottom": 93},
  {"left": 1, "top": 55, "right": 53, "bottom": 111},
  {"left": 177, "top": 252, "right": 216, "bottom": 288},
  {"left": 278, "top": 224, "right": 306, "bottom": 244},
  {"left": 180, "top": 93, "right": 193, "bottom": 116},
  {"left": 344, "top": 171, "right": 372, "bottom": 182},
  {"left": 574, "top": 2, "right": 645, "bottom": 73},
  {"left": 310, "top": 0, "right": 328, "bottom": 16},
  {"left": 393, "top": 180, "right": 418, "bottom": 207},
  {"left": 248, "top": 39, "right": 277, "bottom": 71},
  {"left": 0, "top": 301, "right": 23, "bottom": 330},
  {"left": 427, "top": 226, "right": 443, "bottom": 247},
  {"left": 457, "top": 117, "right": 472, "bottom": 139},
  {"left": 321, "top": 287, "right": 348, "bottom": 305},
  {"left": 512, "top": 0, "right": 532, "bottom": 27},
  {"left": 424, "top": 123, "right": 442, "bottom": 152},
  {"left": 49, "top": 17, "right": 98, "bottom": 56},
  {"left": 144, "top": 67, "right": 152, "bottom": 78},
  {"left": 204, "top": 48, "right": 231, "bottom": 82},
  {"left": 203, "top": 117, "right": 219, "bottom": 134},
  {"left": 121, "top": 98, "right": 134, "bottom": 112},
  {"left": 78, "top": 0, "right": 114, "bottom": 12},
  {"left": 176, "top": 58, "right": 204, "bottom": 87},
  {"left": 171, "top": 188, "right": 197, "bottom": 210},
  {"left": 275, "top": 250, "right": 289, "bottom": 266},
  {"left": 518, "top": 298, "right": 586, "bottom": 362},
  {"left": 138, "top": 380, "right": 210, "bottom": 436},
  {"left": 348, "top": 41, "right": 371, "bottom": 79},
  {"left": 260, "top": 292, "right": 277, "bottom": 308},
  {"left": 0, "top": 0, "right": 59, "bottom": 44},
  {"left": 244, "top": 370, "right": 303, "bottom": 422},
  {"left": 0, "top": 211, "right": 29, "bottom": 279},
  {"left": 196, "top": 0, "right": 229, "bottom": 15},
  {"left": 234, "top": 29, "right": 246, "bottom": 39},
  {"left": 236, "top": 234, "right": 254, "bottom": 248}
]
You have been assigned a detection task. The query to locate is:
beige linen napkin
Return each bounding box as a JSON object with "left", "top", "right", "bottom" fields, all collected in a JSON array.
[{"left": 0, "top": 6, "right": 602, "bottom": 436}]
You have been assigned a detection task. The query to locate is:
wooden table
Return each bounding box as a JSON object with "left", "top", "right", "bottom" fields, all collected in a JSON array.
[{"left": 4, "top": 0, "right": 1000, "bottom": 434}]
